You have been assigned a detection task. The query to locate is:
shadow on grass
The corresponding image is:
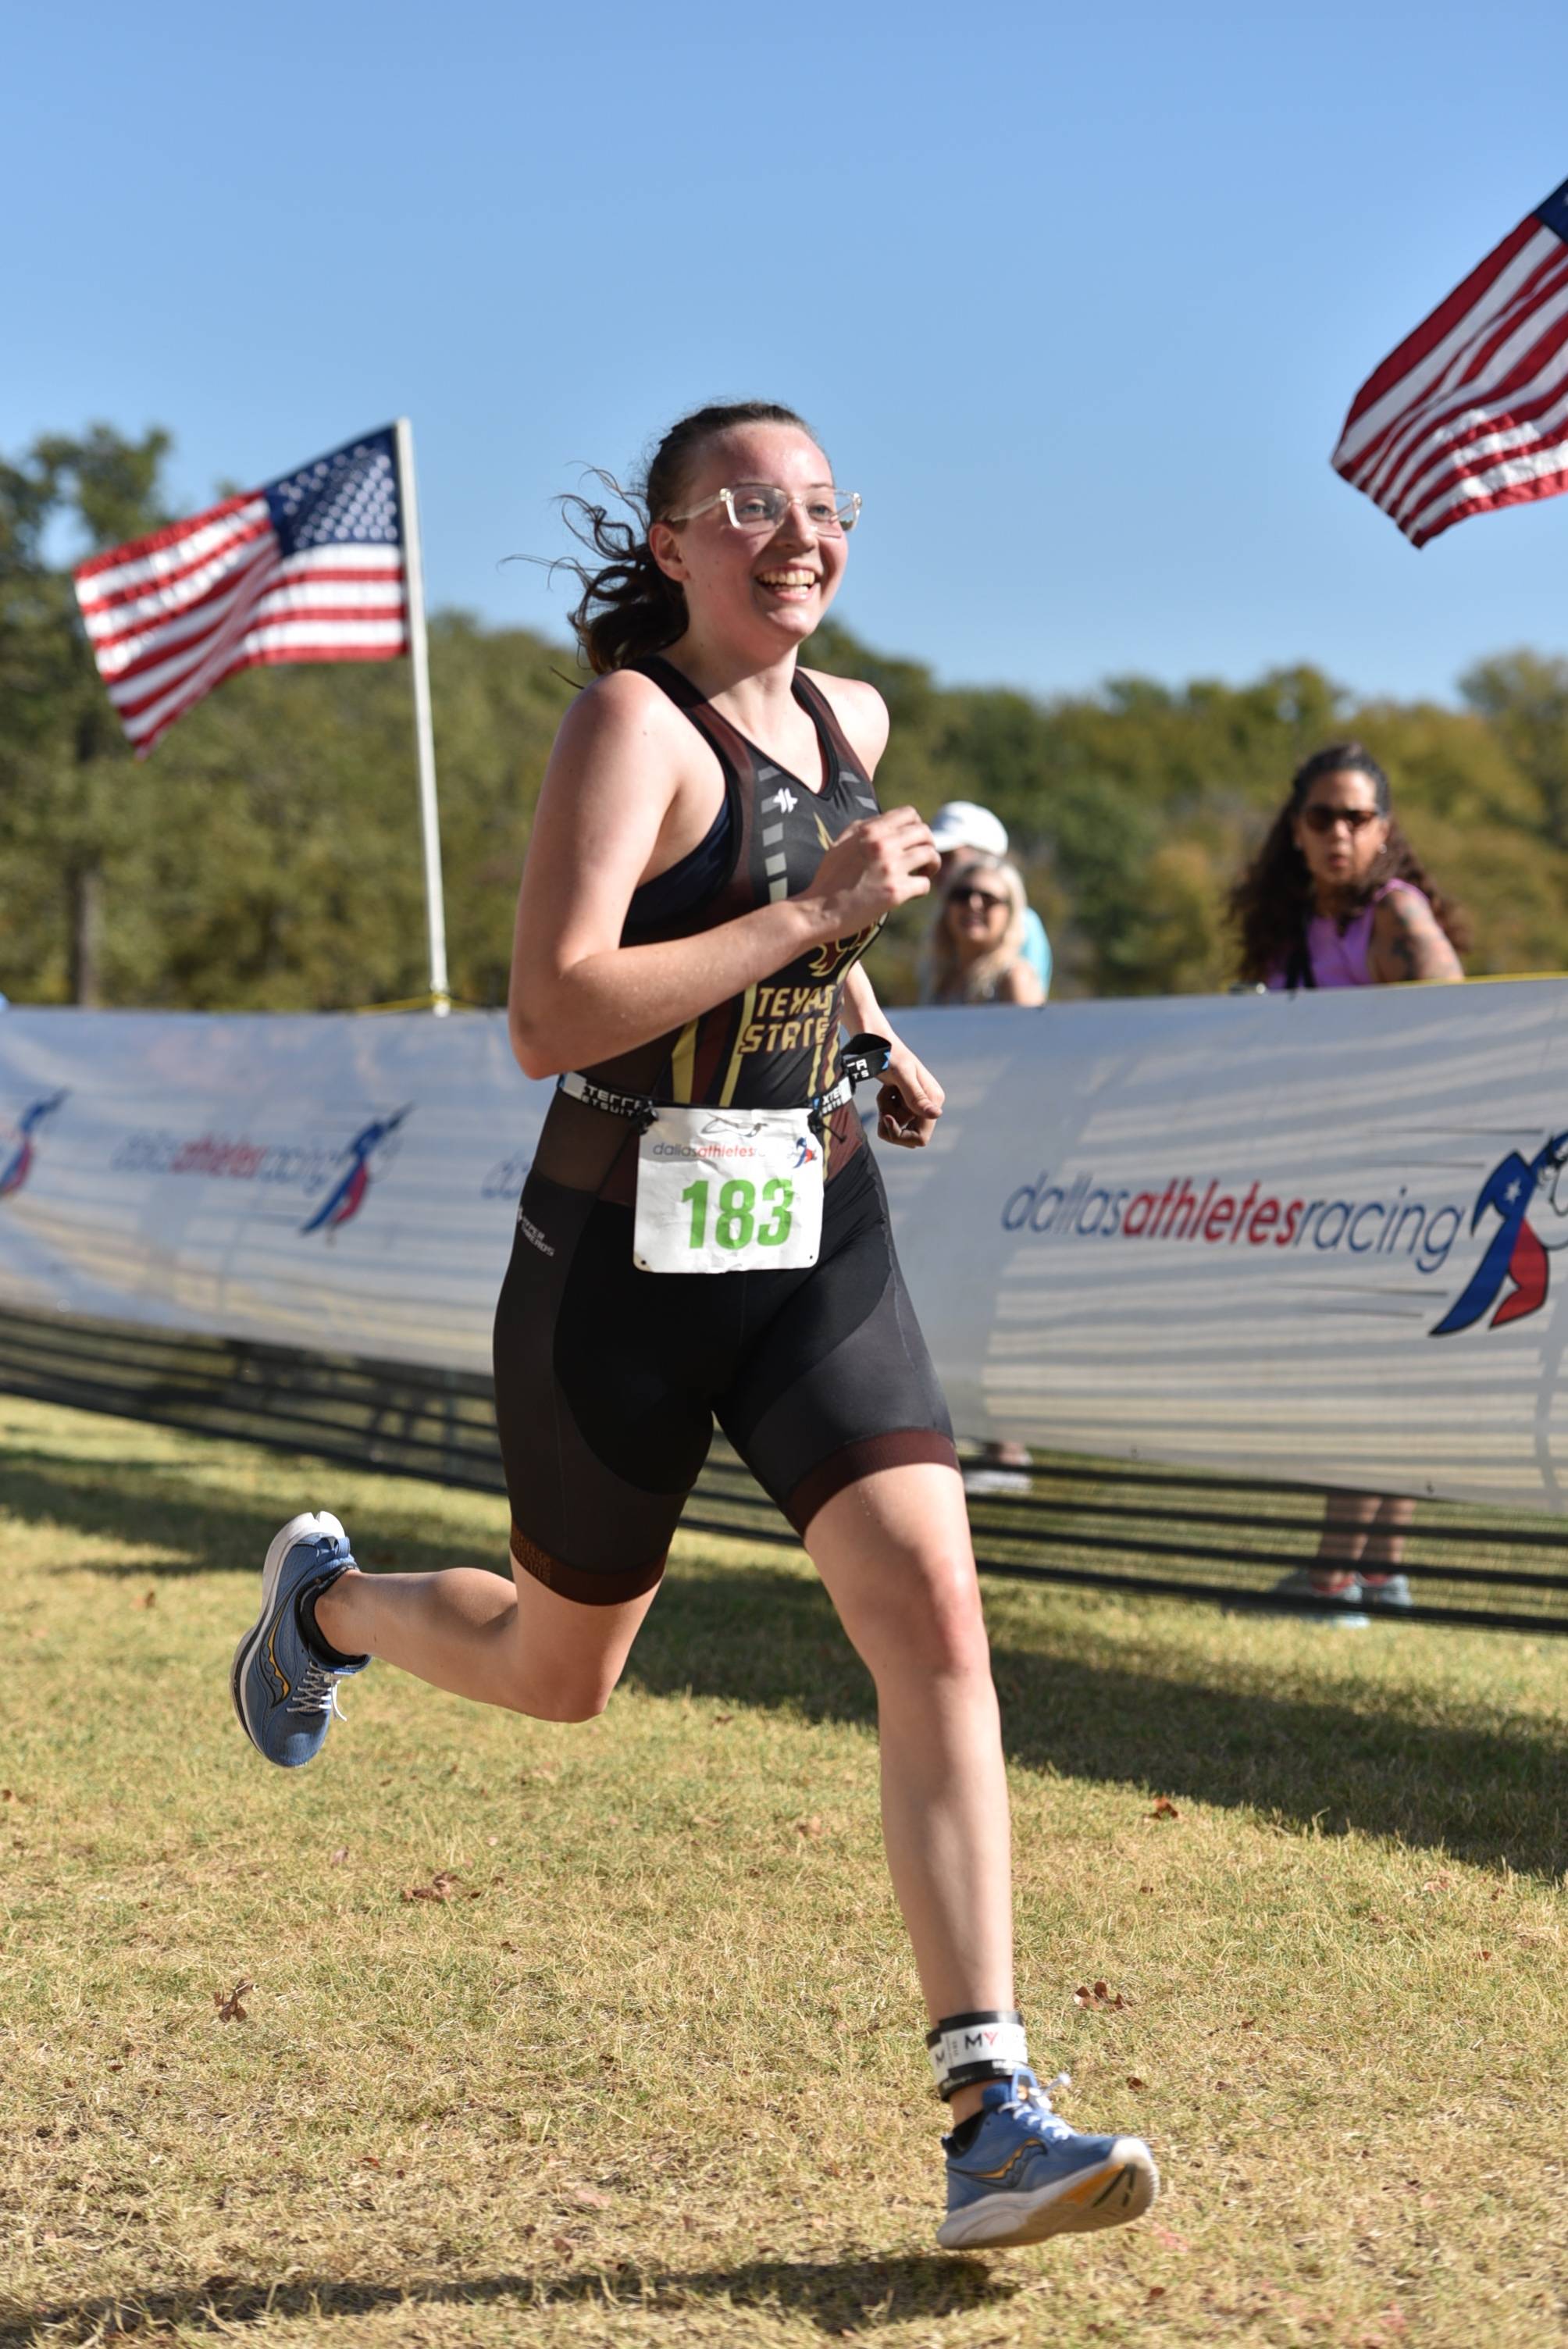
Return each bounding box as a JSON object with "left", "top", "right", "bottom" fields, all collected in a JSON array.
[
  {"left": 9, "top": 1451, "right": 1566, "bottom": 1880},
  {"left": 0, "top": 2251, "right": 1011, "bottom": 2345}
]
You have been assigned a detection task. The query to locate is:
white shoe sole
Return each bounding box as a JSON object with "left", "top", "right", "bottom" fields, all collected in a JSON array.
[
  {"left": 937, "top": 2140, "right": 1159, "bottom": 2251},
  {"left": 230, "top": 1510, "right": 347, "bottom": 1743}
]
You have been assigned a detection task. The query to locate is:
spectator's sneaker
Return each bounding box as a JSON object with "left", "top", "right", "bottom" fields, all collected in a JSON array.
[
  {"left": 937, "top": 2069, "right": 1157, "bottom": 2251},
  {"left": 1360, "top": 1574, "right": 1413, "bottom": 1612},
  {"left": 231, "top": 1511, "right": 367, "bottom": 1768},
  {"left": 1268, "top": 1567, "right": 1369, "bottom": 1627},
  {"left": 963, "top": 1466, "right": 1033, "bottom": 1498}
]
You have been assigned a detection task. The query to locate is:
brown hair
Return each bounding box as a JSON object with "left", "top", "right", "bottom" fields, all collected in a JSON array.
[
  {"left": 1229, "top": 740, "right": 1470, "bottom": 984},
  {"left": 559, "top": 401, "right": 821, "bottom": 675}
]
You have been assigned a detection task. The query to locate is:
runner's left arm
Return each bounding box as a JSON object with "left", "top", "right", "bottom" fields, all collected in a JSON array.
[{"left": 841, "top": 963, "right": 943, "bottom": 1150}]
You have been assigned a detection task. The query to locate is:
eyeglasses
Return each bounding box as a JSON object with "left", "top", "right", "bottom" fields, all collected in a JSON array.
[
  {"left": 665, "top": 483, "right": 862, "bottom": 534},
  {"left": 1301, "top": 805, "right": 1381, "bottom": 834},
  {"left": 950, "top": 886, "right": 1009, "bottom": 911}
]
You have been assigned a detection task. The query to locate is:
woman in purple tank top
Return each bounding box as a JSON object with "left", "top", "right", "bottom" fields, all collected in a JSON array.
[
  {"left": 1231, "top": 742, "right": 1466, "bottom": 993},
  {"left": 1231, "top": 745, "right": 1467, "bottom": 1619}
]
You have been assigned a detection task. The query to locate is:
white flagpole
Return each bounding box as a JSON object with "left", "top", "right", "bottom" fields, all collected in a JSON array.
[{"left": 393, "top": 416, "right": 451, "bottom": 1015}]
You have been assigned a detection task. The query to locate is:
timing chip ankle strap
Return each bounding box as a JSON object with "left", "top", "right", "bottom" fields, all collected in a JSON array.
[{"left": 927, "top": 2010, "right": 1029, "bottom": 2100}]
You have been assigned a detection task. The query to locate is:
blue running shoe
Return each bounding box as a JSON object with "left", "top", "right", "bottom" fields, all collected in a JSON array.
[
  {"left": 231, "top": 1511, "right": 367, "bottom": 1769},
  {"left": 937, "top": 2069, "right": 1157, "bottom": 2251}
]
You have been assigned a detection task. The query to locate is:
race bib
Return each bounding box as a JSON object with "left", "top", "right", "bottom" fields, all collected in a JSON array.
[{"left": 633, "top": 1105, "right": 825, "bottom": 1273}]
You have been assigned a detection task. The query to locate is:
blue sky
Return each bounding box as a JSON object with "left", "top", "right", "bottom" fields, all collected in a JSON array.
[{"left": 7, "top": 0, "right": 1568, "bottom": 705}]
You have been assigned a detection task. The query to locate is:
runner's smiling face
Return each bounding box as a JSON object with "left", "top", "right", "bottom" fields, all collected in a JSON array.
[
  {"left": 1292, "top": 768, "right": 1389, "bottom": 898},
  {"left": 650, "top": 424, "right": 849, "bottom": 650}
]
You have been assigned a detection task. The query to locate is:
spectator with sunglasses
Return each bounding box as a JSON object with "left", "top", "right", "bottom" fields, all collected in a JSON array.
[
  {"left": 1231, "top": 741, "right": 1466, "bottom": 992},
  {"left": 923, "top": 855, "right": 1046, "bottom": 1007},
  {"left": 1231, "top": 743, "right": 1466, "bottom": 1621}
]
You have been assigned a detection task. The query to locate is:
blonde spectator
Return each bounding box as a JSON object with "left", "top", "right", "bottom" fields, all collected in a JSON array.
[{"left": 924, "top": 856, "right": 1045, "bottom": 1007}]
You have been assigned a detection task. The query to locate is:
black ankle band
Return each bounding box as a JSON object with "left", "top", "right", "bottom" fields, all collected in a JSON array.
[
  {"left": 926, "top": 2009, "right": 1028, "bottom": 2101},
  {"left": 297, "top": 1571, "right": 362, "bottom": 1670}
]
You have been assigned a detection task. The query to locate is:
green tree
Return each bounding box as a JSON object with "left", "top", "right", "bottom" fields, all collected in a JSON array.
[{"left": 0, "top": 424, "right": 169, "bottom": 1000}]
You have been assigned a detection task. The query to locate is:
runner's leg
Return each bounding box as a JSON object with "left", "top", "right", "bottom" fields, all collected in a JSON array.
[
  {"left": 315, "top": 1565, "right": 657, "bottom": 1721},
  {"left": 803, "top": 1459, "right": 1012, "bottom": 2123}
]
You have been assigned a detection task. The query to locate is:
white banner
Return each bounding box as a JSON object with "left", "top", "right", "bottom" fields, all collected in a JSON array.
[{"left": 2, "top": 988, "right": 1567, "bottom": 1510}]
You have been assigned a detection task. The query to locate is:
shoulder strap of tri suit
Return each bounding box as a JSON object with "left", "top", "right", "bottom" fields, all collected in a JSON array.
[
  {"left": 628, "top": 654, "right": 756, "bottom": 789},
  {"left": 791, "top": 669, "right": 855, "bottom": 784},
  {"left": 629, "top": 653, "right": 703, "bottom": 710}
]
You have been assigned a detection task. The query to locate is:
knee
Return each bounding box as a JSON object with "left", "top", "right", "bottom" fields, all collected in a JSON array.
[
  {"left": 865, "top": 1555, "right": 992, "bottom": 1683},
  {"left": 504, "top": 1669, "right": 618, "bottom": 1724}
]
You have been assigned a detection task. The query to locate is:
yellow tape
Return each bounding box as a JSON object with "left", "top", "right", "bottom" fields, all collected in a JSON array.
[{"left": 349, "top": 990, "right": 486, "bottom": 1015}]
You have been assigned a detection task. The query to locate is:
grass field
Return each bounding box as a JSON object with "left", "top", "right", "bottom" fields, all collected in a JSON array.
[{"left": 2, "top": 1392, "right": 1565, "bottom": 2349}]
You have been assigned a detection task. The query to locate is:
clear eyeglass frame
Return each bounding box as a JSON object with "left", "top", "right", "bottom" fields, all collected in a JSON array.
[{"left": 665, "top": 483, "right": 862, "bottom": 535}]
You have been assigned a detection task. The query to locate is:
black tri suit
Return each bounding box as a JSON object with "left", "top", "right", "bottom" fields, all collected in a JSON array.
[{"left": 492, "top": 656, "right": 955, "bottom": 1603}]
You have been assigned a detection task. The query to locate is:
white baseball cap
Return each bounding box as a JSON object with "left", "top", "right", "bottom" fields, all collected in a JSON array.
[{"left": 929, "top": 801, "right": 1009, "bottom": 857}]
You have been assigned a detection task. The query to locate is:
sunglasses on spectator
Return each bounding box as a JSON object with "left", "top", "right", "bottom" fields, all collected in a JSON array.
[
  {"left": 949, "top": 886, "right": 1009, "bottom": 911},
  {"left": 1301, "top": 805, "right": 1382, "bottom": 834}
]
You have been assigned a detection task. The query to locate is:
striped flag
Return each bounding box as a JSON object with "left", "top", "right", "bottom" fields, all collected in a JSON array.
[
  {"left": 73, "top": 426, "right": 409, "bottom": 756},
  {"left": 1332, "top": 176, "right": 1568, "bottom": 547}
]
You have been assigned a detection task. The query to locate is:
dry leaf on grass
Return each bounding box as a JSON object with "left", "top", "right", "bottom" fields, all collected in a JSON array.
[
  {"left": 793, "top": 1815, "right": 825, "bottom": 1839},
  {"left": 1126, "top": 2075, "right": 1147, "bottom": 2090},
  {"left": 328, "top": 1847, "right": 351, "bottom": 1866},
  {"left": 213, "top": 1980, "right": 252, "bottom": 2023},
  {"left": 133, "top": 1589, "right": 157, "bottom": 1609},
  {"left": 1074, "top": 1980, "right": 1131, "bottom": 2010},
  {"left": 1149, "top": 1797, "right": 1181, "bottom": 1820},
  {"left": 570, "top": 2186, "right": 611, "bottom": 2208},
  {"left": 551, "top": 2234, "right": 575, "bottom": 2256},
  {"left": 402, "top": 1870, "right": 482, "bottom": 1903}
]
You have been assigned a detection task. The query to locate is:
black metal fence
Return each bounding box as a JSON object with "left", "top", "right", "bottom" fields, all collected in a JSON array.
[{"left": 1, "top": 1305, "right": 1564, "bottom": 1634}]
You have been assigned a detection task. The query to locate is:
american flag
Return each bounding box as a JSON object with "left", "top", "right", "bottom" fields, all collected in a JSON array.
[
  {"left": 73, "top": 426, "right": 409, "bottom": 756},
  {"left": 1332, "top": 176, "right": 1568, "bottom": 547}
]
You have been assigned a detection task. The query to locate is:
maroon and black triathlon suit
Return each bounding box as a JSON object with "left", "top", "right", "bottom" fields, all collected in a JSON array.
[{"left": 493, "top": 654, "right": 956, "bottom": 1603}]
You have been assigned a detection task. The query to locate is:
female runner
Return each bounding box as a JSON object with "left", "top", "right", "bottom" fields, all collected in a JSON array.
[
  {"left": 232, "top": 400, "right": 1157, "bottom": 2251},
  {"left": 1232, "top": 741, "right": 1466, "bottom": 1620}
]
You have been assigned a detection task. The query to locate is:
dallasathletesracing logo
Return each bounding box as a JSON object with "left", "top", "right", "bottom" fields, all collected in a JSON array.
[
  {"left": 1000, "top": 1125, "right": 1568, "bottom": 1341},
  {"left": 109, "top": 1103, "right": 412, "bottom": 1235},
  {"left": 1431, "top": 1131, "right": 1568, "bottom": 1336},
  {"left": 0, "top": 1091, "right": 67, "bottom": 1199}
]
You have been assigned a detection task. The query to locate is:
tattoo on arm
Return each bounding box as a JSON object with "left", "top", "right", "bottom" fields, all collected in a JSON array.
[{"left": 1377, "top": 893, "right": 1463, "bottom": 984}]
